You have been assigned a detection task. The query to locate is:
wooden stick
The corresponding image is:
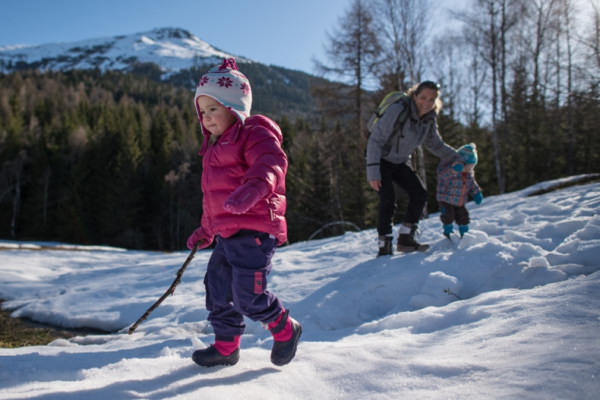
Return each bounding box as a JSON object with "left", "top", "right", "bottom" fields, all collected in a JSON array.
[{"left": 128, "top": 243, "right": 200, "bottom": 335}]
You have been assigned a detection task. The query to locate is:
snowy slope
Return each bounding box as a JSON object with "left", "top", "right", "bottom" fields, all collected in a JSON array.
[
  {"left": 0, "top": 27, "right": 251, "bottom": 77},
  {"left": 0, "top": 175, "right": 599, "bottom": 399}
]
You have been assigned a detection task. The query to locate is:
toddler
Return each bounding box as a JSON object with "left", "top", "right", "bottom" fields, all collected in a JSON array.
[{"left": 436, "top": 143, "right": 483, "bottom": 238}]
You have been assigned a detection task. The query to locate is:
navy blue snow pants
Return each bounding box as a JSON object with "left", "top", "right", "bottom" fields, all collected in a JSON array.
[{"left": 204, "top": 229, "right": 283, "bottom": 340}]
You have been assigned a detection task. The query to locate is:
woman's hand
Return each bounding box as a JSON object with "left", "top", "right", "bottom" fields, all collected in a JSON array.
[{"left": 369, "top": 180, "right": 381, "bottom": 191}]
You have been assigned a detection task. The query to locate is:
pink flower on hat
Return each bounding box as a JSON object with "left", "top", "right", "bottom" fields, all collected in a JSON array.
[
  {"left": 198, "top": 76, "right": 209, "bottom": 87},
  {"left": 218, "top": 77, "right": 233, "bottom": 88},
  {"left": 240, "top": 83, "right": 250, "bottom": 95}
]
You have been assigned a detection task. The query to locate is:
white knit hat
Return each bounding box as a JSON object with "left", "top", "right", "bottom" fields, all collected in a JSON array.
[{"left": 194, "top": 58, "right": 252, "bottom": 123}]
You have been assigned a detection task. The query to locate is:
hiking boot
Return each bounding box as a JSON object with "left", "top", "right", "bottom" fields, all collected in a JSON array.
[
  {"left": 397, "top": 224, "right": 430, "bottom": 252},
  {"left": 458, "top": 224, "right": 469, "bottom": 237},
  {"left": 377, "top": 235, "right": 393, "bottom": 257},
  {"left": 269, "top": 309, "right": 302, "bottom": 366},
  {"left": 192, "top": 345, "right": 240, "bottom": 367}
]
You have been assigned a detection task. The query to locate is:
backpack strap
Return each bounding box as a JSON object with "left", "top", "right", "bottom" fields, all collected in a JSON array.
[
  {"left": 367, "top": 92, "right": 410, "bottom": 135},
  {"left": 393, "top": 95, "right": 410, "bottom": 126}
]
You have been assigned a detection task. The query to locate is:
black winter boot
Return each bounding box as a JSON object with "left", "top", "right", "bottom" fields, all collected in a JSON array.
[
  {"left": 377, "top": 235, "right": 393, "bottom": 257},
  {"left": 397, "top": 224, "right": 430, "bottom": 252},
  {"left": 192, "top": 345, "right": 240, "bottom": 367},
  {"left": 269, "top": 309, "right": 302, "bottom": 366}
]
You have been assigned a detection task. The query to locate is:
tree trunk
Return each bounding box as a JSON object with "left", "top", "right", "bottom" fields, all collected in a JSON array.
[
  {"left": 564, "top": 0, "right": 574, "bottom": 174},
  {"left": 42, "top": 168, "right": 51, "bottom": 225},
  {"left": 489, "top": 0, "right": 506, "bottom": 193},
  {"left": 10, "top": 155, "right": 25, "bottom": 238}
]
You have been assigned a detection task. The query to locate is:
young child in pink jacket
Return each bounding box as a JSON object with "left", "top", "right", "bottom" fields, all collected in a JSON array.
[
  {"left": 436, "top": 143, "right": 483, "bottom": 238},
  {"left": 186, "top": 58, "right": 301, "bottom": 367}
]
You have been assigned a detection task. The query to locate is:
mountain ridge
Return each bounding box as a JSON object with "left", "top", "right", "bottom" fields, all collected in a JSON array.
[
  {"left": 0, "top": 27, "right": 252, "bottom": 77},
  {"left": 0, "top": 27, "right": 322, "bottom": 118}
]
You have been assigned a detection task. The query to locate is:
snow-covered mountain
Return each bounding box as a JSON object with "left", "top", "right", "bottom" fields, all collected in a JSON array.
[
  {"left": 0, "top": 27, "right": 252, "bottom": 77},
  {"left": 0, "top": 27, "right": 318, "bottom": 117}
]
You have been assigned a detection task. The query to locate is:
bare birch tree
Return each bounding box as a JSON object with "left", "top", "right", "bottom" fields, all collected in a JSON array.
[
  {"left": 462, "top": 34, "right": 489, "bottom": 128},
  {"left": 456, "top": 0, "right": 504, "bottom": 192},
  {"left": 312, "top": 0, "right": 382, "bottom": 230},
  {"left": 560, "top": 0, "right": 577, "bottom": 173},
  {"left": 375, "top": 0, "right": 432, "bottom": 88},
  {"left": 454, "top": 0, "right": 526, "bottom": 193},
  {"left": 581, "top": 1, "right": 600, "bottom": 84},
  {"left": 313, "top": 0, "right": 381, "bottom": 135}
]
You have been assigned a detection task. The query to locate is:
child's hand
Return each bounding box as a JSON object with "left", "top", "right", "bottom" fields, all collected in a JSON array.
[
  {"left": 473, "top": 191, "right": 483, "bottom": 204},
  {"left": 186, "top": 227, "right": 212, "bottom": 250},
  {"left": 224, "top": 182, "right": 264, "bottom": 214}
]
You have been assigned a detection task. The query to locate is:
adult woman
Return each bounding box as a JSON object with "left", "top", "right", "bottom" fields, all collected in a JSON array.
[{"left": 365, "top": 81, "right": 459, "bottom": 256}]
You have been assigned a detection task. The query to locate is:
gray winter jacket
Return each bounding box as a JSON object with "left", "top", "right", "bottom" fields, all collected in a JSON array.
[{"left": 365, "top": 97, "right": 459, "bottom": 182}]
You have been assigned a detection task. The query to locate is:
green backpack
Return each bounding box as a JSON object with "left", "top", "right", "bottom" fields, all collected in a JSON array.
[{"left": 365, "top": 91, "right": 410, "bottom": 136}]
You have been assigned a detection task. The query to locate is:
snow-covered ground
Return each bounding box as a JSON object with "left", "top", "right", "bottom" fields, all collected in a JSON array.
[{"left": 1, "top": 175, "right": 599, "bottom": 399}]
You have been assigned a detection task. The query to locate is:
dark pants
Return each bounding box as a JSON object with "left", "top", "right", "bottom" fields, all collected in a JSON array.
[
  {"left": 377, "top": 159, "right": 428, "bottom": 236},
  {"left": 439, "top": 201, "right": 470, "bottom": 225},
  {"left": 204, "top": 230, "right": 283, "bottom": 340}
]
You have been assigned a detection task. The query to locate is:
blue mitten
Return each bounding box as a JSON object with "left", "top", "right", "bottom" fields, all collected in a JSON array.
[
  {"left": 473, "top": 192, "right": 483, "bottom": 205},
  {"left": 452, "top": 162, "right": 464, "bottom": 172}
]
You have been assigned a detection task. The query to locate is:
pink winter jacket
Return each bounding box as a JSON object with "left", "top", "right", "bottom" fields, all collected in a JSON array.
[{"left": 197, "top": 115, "right": 288, "bottom": 245}]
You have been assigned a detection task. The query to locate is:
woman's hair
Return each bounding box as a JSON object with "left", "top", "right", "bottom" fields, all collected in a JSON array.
[{"left": 407, "top": 81, "right": 443, "bottom": 114}]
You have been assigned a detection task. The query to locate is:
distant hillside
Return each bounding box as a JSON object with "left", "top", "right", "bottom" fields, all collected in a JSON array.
[
  {"left": 0, "top": 27, "right": 321, "bottom": 118},
  {"left": 0, "top": 27, "right": 246, "bottom": 76}
]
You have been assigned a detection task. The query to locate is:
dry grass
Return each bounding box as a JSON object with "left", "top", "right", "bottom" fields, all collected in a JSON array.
[{"left": 0, "top": 303, "right": 75, "bottom": 348}]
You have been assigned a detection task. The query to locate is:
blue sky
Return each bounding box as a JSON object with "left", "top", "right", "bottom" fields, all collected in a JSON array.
[
  {"left": 0, "top": 0, "right": 362, "bottom": 74},
  {"left": 0, "top": 1, "right": 471, "bottom": 75}
]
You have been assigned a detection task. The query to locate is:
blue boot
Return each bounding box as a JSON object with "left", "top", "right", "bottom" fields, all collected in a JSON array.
[
  {"left": 458, "top": 224, "right": 469, "bottom": 237},
  {"left": 443, "top": 224, "right": 454, "bottom": 239}
]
